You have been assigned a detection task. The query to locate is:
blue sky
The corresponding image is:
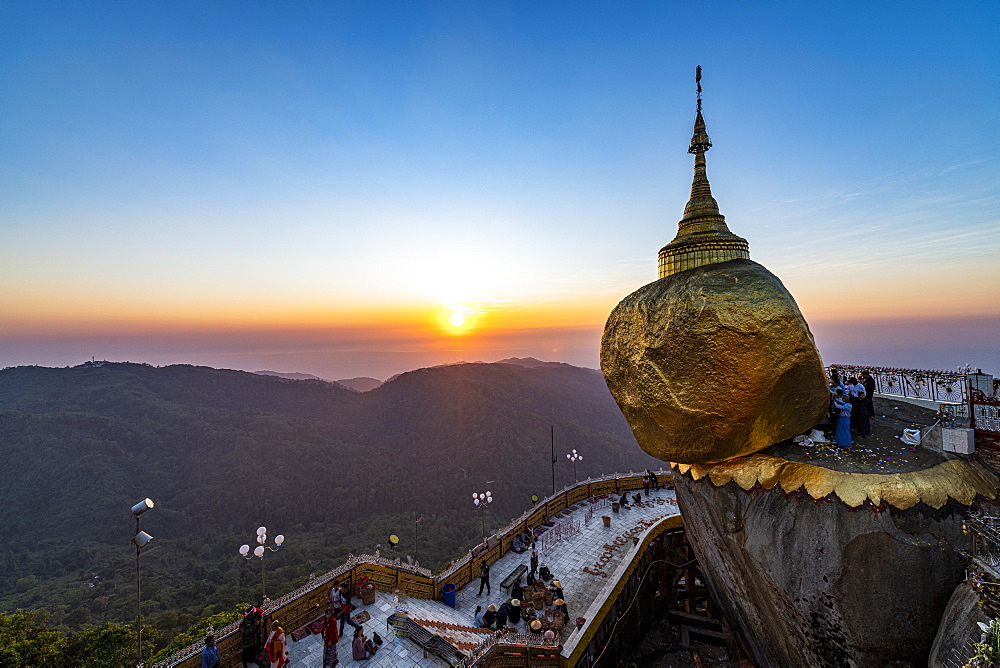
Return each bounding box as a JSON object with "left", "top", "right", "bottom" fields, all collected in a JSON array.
[{"left": 2, "top": 1, "right": 998, "bottom": 379}]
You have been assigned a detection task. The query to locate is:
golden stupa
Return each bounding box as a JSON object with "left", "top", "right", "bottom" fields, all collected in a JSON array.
[{"left": 601, "top": 67, "right": 829, "bottom": 463}]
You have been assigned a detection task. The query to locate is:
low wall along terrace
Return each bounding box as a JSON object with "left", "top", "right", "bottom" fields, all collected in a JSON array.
[{"left": 156, "top": 471, "right": 671, "bottom": 668}]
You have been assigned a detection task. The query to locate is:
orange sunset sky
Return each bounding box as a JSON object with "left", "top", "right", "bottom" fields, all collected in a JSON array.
[{"left": 2, "top": 2, "right": 998, "bottom": 380}]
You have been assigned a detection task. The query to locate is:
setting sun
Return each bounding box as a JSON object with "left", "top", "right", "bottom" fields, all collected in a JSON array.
[{"left": 450, "top": 313, "right": 465, "bottom": 327}]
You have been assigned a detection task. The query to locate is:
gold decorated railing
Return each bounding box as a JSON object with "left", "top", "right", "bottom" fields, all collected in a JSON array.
[{"left": 154, "top": 470, "right": 671, "bottom": 667}]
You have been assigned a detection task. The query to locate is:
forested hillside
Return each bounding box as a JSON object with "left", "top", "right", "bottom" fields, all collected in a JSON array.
[{"left": 0, "top": 360, "right": 657, "bottom": 648}]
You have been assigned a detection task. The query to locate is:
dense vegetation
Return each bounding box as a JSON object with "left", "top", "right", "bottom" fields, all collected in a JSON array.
[{"left": 0, "top": 359, "right": 657, "bottom": 660}]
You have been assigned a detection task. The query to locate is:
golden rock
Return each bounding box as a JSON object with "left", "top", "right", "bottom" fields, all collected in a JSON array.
[{"left": 601, "top": 258, "right": 829, "bottom": 463}]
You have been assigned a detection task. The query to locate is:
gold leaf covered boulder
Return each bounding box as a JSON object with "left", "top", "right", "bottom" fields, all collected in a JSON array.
[{"left": 601, "top": 67, "right": 828, "bottom": 464}]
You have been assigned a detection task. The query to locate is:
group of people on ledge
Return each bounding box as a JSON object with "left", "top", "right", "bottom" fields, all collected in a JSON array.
[
  {"left": 829, "top": 370, "right": 876, "bottom": 448},
  {"left": 473, "top": 535, "right": 570, "bottom": 642}
]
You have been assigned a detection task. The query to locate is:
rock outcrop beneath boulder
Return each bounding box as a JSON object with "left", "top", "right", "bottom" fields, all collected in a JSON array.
[
  {"left": 929, "top": 580, "right": 989, "bottom": 666},
  {"left": 673, "top": 464, "right": 979, "bottom": 666},
  {"left": 601, "top": 259, "right": 828, "bottom": 463}
]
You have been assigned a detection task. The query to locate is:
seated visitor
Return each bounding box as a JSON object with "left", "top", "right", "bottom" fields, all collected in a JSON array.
[
  {"left": 508, "top": 598, "right": 522, "bottom": 623},
  {"left": 352, "top": 628, "right": 377, "bottom": 660},
  {"left": 482, "top": 604, "right": 497, "bottom": 628},
  {"left": 619, "top": 492, "right": 630, "bottom": 507},
  {"left": 512, "top": 534, "right": 526, "bottom": 553}
]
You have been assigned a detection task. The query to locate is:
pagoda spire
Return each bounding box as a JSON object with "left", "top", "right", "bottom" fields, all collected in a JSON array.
[{"left": 657, "top": 67, "right": 750, "bottom": 279}]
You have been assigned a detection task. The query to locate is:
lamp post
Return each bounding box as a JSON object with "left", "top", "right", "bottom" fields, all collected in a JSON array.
[
  {"left": 239, "top": 527, "right": 284, "bottom": 604},
  {"left": 473, "top": 491, "right": 493, "bottom": 542},
  {"left": 550, "top": 426, "right": 556, "bottom": 495},
  {"left": 566, "top": 449, "right": 583, "bottom": 483},
  {"left": 131, "top": 498, "right": 154, "bottom": 668},
  {"left": 414, "top": 516, "right": 420, "bottom": 563}
]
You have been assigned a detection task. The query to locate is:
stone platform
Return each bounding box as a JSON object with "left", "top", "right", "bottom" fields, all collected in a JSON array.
[{"left": 287, "top": 487, "right": 680, "bottom": 666}]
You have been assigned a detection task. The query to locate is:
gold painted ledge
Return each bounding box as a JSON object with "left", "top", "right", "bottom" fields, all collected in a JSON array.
[{"left": 671, "top": 455, "right": 1000, "bottom": 510}]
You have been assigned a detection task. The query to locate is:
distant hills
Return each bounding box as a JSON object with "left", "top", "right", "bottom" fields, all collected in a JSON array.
[
  {"left": 254, "top": 369, "right": 383, "bottom": 392},
  {"left": 0, "top": 359, "right": 657, "bottom": 640}
]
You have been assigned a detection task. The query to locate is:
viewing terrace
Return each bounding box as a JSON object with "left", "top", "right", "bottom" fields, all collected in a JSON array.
[{"left": 156, "top": 471, "right": 687, "bottom": 668}]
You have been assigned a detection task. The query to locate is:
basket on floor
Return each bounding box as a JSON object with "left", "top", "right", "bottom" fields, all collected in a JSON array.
[{"left": 356, "top": 584, "right": 377, "bottom": 605}]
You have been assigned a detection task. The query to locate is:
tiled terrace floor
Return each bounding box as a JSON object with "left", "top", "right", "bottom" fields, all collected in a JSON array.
[{"left": 287, "top": 486, "right": 679, "bottom": 666}]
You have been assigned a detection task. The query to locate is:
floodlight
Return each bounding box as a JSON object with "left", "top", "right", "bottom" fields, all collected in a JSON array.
[
  {"left": 256, "top": 526, "right": 267, "bottom": 536},
  {"left": 254, "top": 546, "right": 264, "bottom": 557},
  {"left": 239, "top": 545, "right": 250, "bottom": 556},
  {"left": 131, "top": 498, "right": 154, "bottom": 517},
  {"left": 274, "top": 535, "right": 284, "bottom": 546},
  {"left": 132, "top": 531, "right": 153, "bottom": 549}
]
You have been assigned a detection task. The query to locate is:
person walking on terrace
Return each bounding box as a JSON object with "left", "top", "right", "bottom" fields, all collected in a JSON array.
[
  {"left": 320, "top": 608, "right": 340, "bottom": 667},
  {"left": 332, "top": 583, "right": 362, "bottom": 636},
  {"left": 642, "top": 474, "right": 651, "bottom": 496},
  {"left": 240, "top": 606, "right": 265, "bottom": 668},
  {"left": 833, "top": 389, "right": 853, "bottom": 449},
  {"left": 477, "top": 560, "right": 491, "bottom": 596},
  {"left": 266, "top": 621, "right": 288, "bottom": 668},
  {"left": 530, "top": 547, "right": 539, "bottom": 578},
  {"left": 648, "top": 469, "right": 659, "bottom": 491}
]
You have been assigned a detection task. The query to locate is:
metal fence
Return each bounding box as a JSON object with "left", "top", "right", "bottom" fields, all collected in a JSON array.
[{"left": 828, "top": 364, "right": 968, "bottom": 403}]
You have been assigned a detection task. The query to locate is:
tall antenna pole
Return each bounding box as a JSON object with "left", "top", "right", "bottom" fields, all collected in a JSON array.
[{"left": 550, "top": 425, "right": 556, "bottom": 495}]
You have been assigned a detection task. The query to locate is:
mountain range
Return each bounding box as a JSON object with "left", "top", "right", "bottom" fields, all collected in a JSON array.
[{"left": 0, "top": 359, "right": 658, "bottom": 642}]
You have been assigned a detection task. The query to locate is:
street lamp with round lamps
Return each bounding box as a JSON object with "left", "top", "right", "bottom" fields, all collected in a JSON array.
[
  {"left": 473, "top": 491, "right": 492, "bottom": 542},
  {"left": 566, "top": 449, "right": 583, "bottom": 483},
  {"left": 239, "top": 526, "right": 284, "bottom": 604},
  {"left": 131, "top": 498, "right": 154, "bottom": 667}
]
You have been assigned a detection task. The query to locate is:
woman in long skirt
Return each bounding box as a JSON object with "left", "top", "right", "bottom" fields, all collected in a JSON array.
[{"left": 833, "top": 391, "right": 853, "bottom": 448}]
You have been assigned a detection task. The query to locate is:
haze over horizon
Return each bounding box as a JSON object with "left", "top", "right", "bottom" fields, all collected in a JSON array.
[{"left": 3, "top": 2, "right": 998, "bottom": 381}]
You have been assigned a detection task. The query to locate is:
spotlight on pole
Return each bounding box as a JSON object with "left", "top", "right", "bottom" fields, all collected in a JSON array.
[
  {"left": 132, "top": 531, "right": 153, "bottom": 549},
  {"left": 131, "top": 498, "right": 154, "bottom": 517},
  {"left": 131, "top": 497, "right": 154, "bottom": 668}
]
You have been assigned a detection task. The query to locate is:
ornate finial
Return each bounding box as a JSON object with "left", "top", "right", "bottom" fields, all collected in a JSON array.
[
  {"left": 689, "top": 66, "right": 711, "bottom": 154},
  {"left": 696, "top": 65, "right": 702, "bottom": 113},
  {"left": 657, "top": 67, "right": 749, "bottom": 278}
]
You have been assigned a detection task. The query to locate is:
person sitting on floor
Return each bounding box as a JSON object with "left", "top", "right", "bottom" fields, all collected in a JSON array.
[
  {"left": 508, "top": 598, "right": 522, "bottom": 623},
  {"left": 512, "top": 534, "right": 527, "bottom": 553},
  {"left": 550, "top": 579, "right": 564, "bottom": 601},
  {"left": 554, "top": 598, "right": 569, "bottom": 619},
  {"left": 511, "top": 580, "right": 524, "bottom": 601},
  {"left": 632, "top": 492, "right": 642, "bottom": 505},
  {"left": 474, "top": 605, "right": 483, "bottom": 627},
  {"left": 619, "top": 492, "right": 630, "bottom": 508},
  {"left": 352, "top": 628, "right": 377, "bottom": 660},
  {"left": 496, "top": 601, "right": 509, "bottom": 629},
  {"left": 538, "top": 564, "right": 553, "bottom": 582},
  {"left": 482, "top": 604, "right": 497, "bottom": 628}
]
